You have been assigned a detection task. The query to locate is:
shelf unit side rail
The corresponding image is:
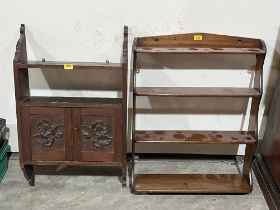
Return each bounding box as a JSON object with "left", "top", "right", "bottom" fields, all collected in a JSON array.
[
  {"left": 248, "top": 49, "right": 266, "bottom": 136},
  {"left": 256, "top": 54, "right": 266, "bottom": 96},
  {"left": 13, "top": 24, "right": 30, "bottom": 168},
  {"left": 242, "top": 49, "right": 266, "bottom": 191},
  {"left": 243, "top": 97, "right": 260, "bottom": 191},
  {"left": 14, "top": 24, "right": 27, "bottom": 64},
  {"left": 13, "top": 24, "right": 30, "bottom": 101},
  {"left": 121, "top": 25, "right": 128, "bottom": 187},
  {"left": 131, "top": 39, "right": 138, "bottom": 191}
]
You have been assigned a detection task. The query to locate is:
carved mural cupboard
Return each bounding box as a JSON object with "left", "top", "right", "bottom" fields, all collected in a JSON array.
[{"left": 13, "top": 25, "right": 128, "bottom": 186}]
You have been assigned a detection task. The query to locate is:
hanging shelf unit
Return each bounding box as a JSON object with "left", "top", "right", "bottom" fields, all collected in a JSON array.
[
  {"left": 131, "top": 32, "right": 266, "bottom": 193},
  {"left": 13, "top": 24, "right": 128, "bottom": 186}
]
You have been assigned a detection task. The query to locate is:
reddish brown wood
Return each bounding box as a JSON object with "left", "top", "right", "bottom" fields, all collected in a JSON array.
[
  {"left": 27, "top": 107, "right": 73, "bottom": 162},
  {"left": 136, "top": 33, "right": 266, "bottom": 51},
  {"left": 72, "top": 108, "right": 81, "bottom": 161},
  {"left": 16, "top": 61, "right": 122, "bottom": 70},
  {"left": 13, "top": 24, "right": 29, "bottom": 168},
  {"left": 244, "top": 97, "right": 261, "bottom": 189},
  {"left": 135, "top": 130, "right": 256, "bottom": 144},
  {"left": 255, "top": 54, "right": 266, "bottom": 94},
  {"left": 13, "top": 25, "right": 128, "bottom": 186},
  {"left": 20, "top": 106, "right": 32, "bottom": 161},
  {"left": 121, "top": 25, "right": 128, "bottom": 186},
  {"left": 136, "top": 47, "right": 265, "bottom": 54},
  {"left": 131, "top": 32, "right": 266, "bottom": 193},
  {"left": 64, "top": 109, "right": 73, "bottom": 161},
  {"left": 29, "top": 106, "right": 66, "bottom": 115},
  {"left": 134, "top": 174, "right": 250, "bottom": 193},
  {"left": 29, "top": 160, "right": 122, "bottom": 167},
  {"left": 131, "top": 45, "right": 138, "bottom": 188},
  {"left": 135, "top": 87, "right": 261, "bottom": 97},
  {"left": 74, "top": 107, "right": 122, "bottom": 163},
  {"left": 242, "top": 53, "right": 265, "bottom": 191},
  {"left": 21, "top": 96, "right": 122, "bottom": 108}
]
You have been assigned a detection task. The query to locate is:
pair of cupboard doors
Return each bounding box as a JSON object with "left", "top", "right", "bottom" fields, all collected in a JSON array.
[{"left": 20, "top": 105, "right": 122, "bottom": 164}]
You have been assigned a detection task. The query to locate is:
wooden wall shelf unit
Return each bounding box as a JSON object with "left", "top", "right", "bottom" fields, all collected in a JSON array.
[
  {"left": 131, "top": 33, "right": 266, "bottom": 194},
  {"left": 13, "top": 24, "right": 128, "bottom": 186}
]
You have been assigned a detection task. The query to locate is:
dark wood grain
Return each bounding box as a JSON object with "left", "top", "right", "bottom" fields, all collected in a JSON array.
[
  {"left": 20, "top": 106, "right": 32, "bottom": 161},
  {"left": 29, "top": 160, "right": 122, "bottom": 167},
  {"left": 72, "top": 108, "right": 81, "bottom": 161},
  {"left": 135, "top": 87, "right": 261, "bottom": 97},
  {"left": 16, "top": 61, "right": 122, "bottom": 70},
  {"left": 76, "top": 107, "right": 122, "bottom": 163},
  {"left": 121, "top": 25, "right": 128, "bottom": 186},
  {"left": 14, "top": 25, "right": 128, "bottom": 186},
  {"left": 14, "top": 24, "right": 27, "bottom": 63},
  {"left": 135, "top": 130, "right": 256, "bottom": 144},
  {"left": 134, "top": 174, "right": 250, "bottom": 193},
  {"left": 136, "top": 33, "right": 266, "bottom": 51},
  {"left": 131, "top": 32, "right": 266, "bottom": 193},
  {"left": 136, "top": 47, "right": 265, "bottom": 54},
  {"left": 13, "top": 24, "right": 29, "bottom": 168},
  {"left": 64, "top": 109, "right": 73, "bottom": 161},
  {"left": 21, "top": 96, "right": 122, "bottom": 108},
  {"left": 29, "top": 107, "right": 70, "bottom": 161}
]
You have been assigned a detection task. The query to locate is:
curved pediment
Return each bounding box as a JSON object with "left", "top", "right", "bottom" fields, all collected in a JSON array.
[{"left": 135, "top": 33, "right": 266, "bottom": 54}]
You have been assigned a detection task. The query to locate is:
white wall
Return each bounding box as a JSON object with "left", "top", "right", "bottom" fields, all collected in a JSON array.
[{"left": 0, "top": 0, "right": 279, "bottom": 154}]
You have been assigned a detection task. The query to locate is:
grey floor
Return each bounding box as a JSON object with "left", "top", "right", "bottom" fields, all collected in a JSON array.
[{"left": 0, "top": 154, "right": 268, "bottom": 210}]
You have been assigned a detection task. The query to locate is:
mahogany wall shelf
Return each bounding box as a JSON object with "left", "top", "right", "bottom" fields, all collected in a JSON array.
[
  {"left": 13, "top": 24, "right": 128, "bottom": 186},
  {"left": 131, "top": 33, "right": 266, "bottom": 194}
]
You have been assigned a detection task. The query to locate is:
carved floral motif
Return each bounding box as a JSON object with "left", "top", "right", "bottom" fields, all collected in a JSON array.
[
  {"left": 81, "top": 120, "right": 112, "bottom": 149},
  {"left": 32, "top": 120, "right": 64, "bottom": 147}
]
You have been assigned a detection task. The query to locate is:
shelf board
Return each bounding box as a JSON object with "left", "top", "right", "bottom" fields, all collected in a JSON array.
[
  {"left": 20, "top": 96, "right": 122, "bottom": 108},
  {"left": 29, "top": 160, "right": 122, "bottom": 167},
  {"left": 135, "top": 130, "right": 256, "bottom": 144},
  {"left": 135, "top": 47, "right": 265, "bottom": 54},
  {"left": 134, "top": 174, "right": 250, "bottom": 193},
  {"left": 135, "top": 87, "right": 261, "bottom": 97},
  {"left": 16, "top": 61, "right": 122, "bottom": 70}
]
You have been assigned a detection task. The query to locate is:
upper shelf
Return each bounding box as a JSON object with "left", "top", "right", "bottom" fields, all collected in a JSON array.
[
  {"left": 135, "top": 47, "right": 265, "bottom": 54},
  {"left": 16, "top": 61, "right": 122, "bottom": 70},
  {"left": 14, "top": 24, "right": 128, "bottom": 70},
  {"left": 134, "top": 33, "right": 266, "bottom": 55}
]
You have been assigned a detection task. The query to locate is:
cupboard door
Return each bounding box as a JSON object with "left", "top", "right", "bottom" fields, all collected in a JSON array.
[
  {"left": 73, "top": 107, "right": 122, "bottom": 162},
  {"left": 29, "top": 107, "right": 72, "bottom": 161}
]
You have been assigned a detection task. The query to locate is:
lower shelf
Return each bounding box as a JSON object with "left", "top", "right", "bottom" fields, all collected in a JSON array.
[
  {"left": 135, "top": 130, "right": 256, "bottom": 144},
  {"left": 22, "top": 160, "right": 122, "bottom": 167},
  {"left": 134, "top": 174, "right": 250, "bottom": 193}
]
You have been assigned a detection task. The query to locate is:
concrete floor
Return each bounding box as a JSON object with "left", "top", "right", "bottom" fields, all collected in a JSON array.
[{"left": 0, "top": 154, "right": 268, "bottom": 210}]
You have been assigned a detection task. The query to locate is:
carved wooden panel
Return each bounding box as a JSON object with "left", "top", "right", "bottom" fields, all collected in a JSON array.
[
  {"left": 73, "top": 107, "right": 122, "bottom": 162},
  {"left": 32, "top": 119, "right": 64, "bottom": 148},
  {"left": 80, "top": 116, "right": 114, "bottom": 153},
  {"left": 29, "top": 107, "right": 72, "bottom": 161}
]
